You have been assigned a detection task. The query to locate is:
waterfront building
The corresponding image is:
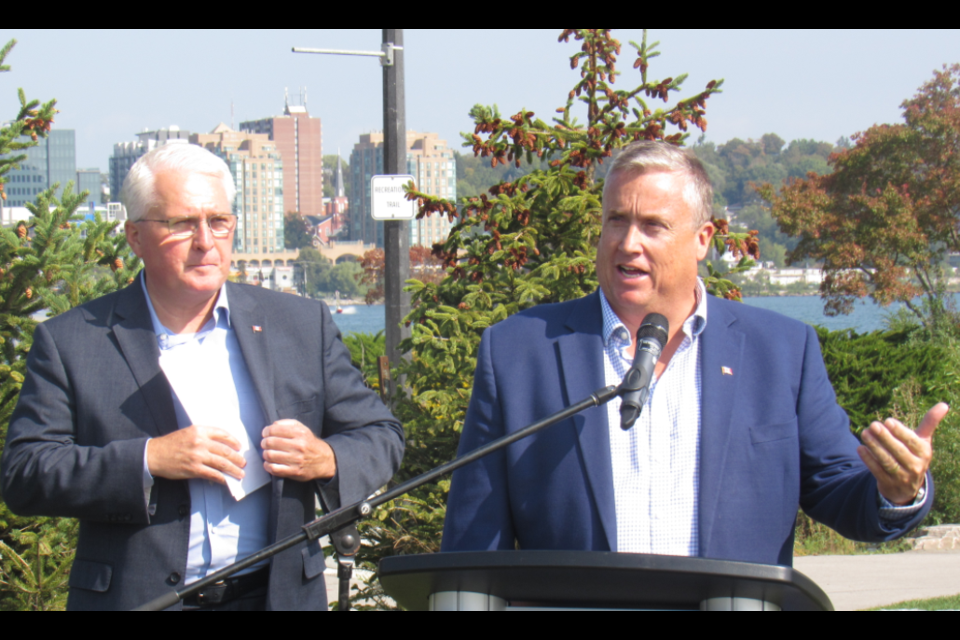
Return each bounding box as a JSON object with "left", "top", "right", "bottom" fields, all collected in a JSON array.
[
  {"left": 239, "top": 95, "right": 323, "bottom": 217},
  {"left": 191, "top": 124, "right": 284, "bottom": 257},
  {"left": 348, "top": 131, "right": 456, "bottom": 248},
  {"left": 109, "top": 126, "right": 191, "bottom": 203}
]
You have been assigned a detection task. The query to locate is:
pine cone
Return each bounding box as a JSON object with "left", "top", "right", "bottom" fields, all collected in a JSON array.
[
  {"left": 17, "top": 224, "right": 27, "bottom": 239},
  {"left": 112, "top": 258, "right": 124, "bottom": 272},
  {"left": 25, "top": 287, "right": 32, "bottom": 299}
]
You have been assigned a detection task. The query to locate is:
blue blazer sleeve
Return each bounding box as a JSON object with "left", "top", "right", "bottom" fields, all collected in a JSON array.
[{"left": 441, "top": 328, "right": 516, "bottom": 551}]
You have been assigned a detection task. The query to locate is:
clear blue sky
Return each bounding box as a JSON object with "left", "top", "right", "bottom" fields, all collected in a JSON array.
[{"left": 1, "top": 29, "right": 957, "bottom": 172}]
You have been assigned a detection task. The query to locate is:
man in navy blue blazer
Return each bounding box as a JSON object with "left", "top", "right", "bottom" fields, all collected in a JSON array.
[{"left": 442, "top": 141, "right": 946, "bottom": 566}]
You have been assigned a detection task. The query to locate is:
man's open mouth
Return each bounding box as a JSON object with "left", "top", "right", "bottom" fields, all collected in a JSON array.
[{"left": 617, "top": 265, "right": 648, "bottom": 279}]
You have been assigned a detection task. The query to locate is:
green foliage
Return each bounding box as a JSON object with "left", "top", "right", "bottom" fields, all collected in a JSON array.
[
  {"left": 691, "top": 134, "right": 838, "bottom": 273},
  {"left": 1, "top": 41, "right": 140, "bottom": 609},
  {"left": 816, "top": 327, "right": 960, "bottom": 525},
  {"left": 297, "top": 247, "right": 365, "bottom": 300},
  {"left": 283, "top": 211, "right": 313, "bottom": 250},
  {"left": 454, "top": 151, "right": 546, "bottom": 198},
  {"left": 692, "top": 135, "right": 835, "bottom": 210},
  {"left": 349, "top": 29, "right": 752, "bottom": 607},
  {"left": 0, "top": 518, "right": 77, "bottom": 611},
  {"left": 868, "top": 593, "right": 960, "bottom": 611},
  {"left": 342, "top": 331, "right": 385, "bottom": 392}
]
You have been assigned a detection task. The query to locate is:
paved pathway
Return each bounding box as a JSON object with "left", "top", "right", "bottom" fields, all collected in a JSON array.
[{"left": 794, "top": 551, "right": 960, "bottom": 610}]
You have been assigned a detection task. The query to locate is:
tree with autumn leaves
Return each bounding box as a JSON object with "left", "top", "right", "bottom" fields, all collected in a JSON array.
[
  {"left": 0, "top": 38, "right": 141, "bottom": 610},
  {"left": 349, "top": 29, "right": 757, "bottom": 607},
  {"left": 759, "top": 64, "right": 960, "bottom": 335}
]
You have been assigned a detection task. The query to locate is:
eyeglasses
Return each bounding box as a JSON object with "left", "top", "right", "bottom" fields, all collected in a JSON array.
[{"left": 136, "top": 214, "right": 237, "bottom": 238}]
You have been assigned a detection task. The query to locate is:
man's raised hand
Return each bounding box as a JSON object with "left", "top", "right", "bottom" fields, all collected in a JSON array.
[{"left": 857, "top": 402, "right": 948, "bottom": 506}]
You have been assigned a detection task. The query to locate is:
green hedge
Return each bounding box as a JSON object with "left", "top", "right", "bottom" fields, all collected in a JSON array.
[{"left": 818, "top": 327, "right": 960, "bottom": 524}]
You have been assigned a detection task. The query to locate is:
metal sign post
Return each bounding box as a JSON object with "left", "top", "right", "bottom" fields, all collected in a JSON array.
[{"left": 293, "top": 29, "right": 411, "bottom": 384}]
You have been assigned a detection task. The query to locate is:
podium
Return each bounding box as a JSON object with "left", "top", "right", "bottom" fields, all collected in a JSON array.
[{"left": 379, "top": 551, "right": 833, "bottom": 611}]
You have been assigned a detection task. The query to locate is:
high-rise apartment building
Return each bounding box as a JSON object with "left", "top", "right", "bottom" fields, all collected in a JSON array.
[
  {"left": 109, "top": 126, "right": 191, "bottom": 202},
  {"left": 191, "top": 124, "right": 285, "bottom": 256},
  {"left": 348, "top": 131, "right": 456, "bottom": 248},
  {"left": 0, "top": 129, "right": 97, "bottom": 210},
  {"left": 239, "top": 99, "right": 322, "bottom": 217}
]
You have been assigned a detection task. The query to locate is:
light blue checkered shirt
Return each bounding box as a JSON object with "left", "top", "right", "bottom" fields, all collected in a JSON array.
[{"left": 601, "top": 283, "right": 707, "bottom": 556}]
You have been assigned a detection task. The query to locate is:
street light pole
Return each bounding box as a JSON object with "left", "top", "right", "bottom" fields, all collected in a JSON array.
[
  {"left": 381, "top": 29, "right": 411, "bottom": 379},
  {"left": 292, "top": 31, "right": 411, "bottom": 386}
]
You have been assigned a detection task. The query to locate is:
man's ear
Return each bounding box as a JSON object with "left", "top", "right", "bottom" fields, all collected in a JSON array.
[
  {"left": 696, "top": 221, "right": 715, "bottom": 261},
  {"left": 125, "top": 221, "right": 143, "bottom": 257}
]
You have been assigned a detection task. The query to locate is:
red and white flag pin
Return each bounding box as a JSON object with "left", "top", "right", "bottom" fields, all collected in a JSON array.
[
  {"left": 721, "top": 366, "right": 734, "bottom": 376},
  {"left": 252, "top": 325, "right": 263, "bottom": 333}
]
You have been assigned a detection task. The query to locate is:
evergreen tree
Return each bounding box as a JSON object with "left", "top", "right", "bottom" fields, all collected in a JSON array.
[{"left": 0, "top": 38, "right": 141, "bottom": 610}]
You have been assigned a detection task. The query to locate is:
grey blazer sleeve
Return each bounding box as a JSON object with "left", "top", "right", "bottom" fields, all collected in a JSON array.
[
  {"left": 314, "top": 301, "right": 404, "bottom": 508},
  {"left": 1, "top": 322, "right": 150, "bottom": 524}
]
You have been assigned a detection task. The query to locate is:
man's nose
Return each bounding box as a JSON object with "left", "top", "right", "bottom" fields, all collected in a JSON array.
[
  {"left": 192, "top": 218, "right": 215, "bottom": 250},
  {"left": 620, "top": 223, "right": 644, "bottom": 254}
]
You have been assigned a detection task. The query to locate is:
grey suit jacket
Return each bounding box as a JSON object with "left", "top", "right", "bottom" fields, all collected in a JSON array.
[{"left": 1, "top": 277, "right": 404, "bottom": 610}]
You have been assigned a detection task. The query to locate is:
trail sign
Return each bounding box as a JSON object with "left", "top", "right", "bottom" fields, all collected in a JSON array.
[{"left": 370, "top": 174, "right": 416, "bottom": 221}]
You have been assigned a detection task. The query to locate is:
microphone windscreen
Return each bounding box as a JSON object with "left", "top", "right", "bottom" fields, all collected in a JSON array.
[{"left": 637, "top": 313, "right": 669, "bottom": 346}]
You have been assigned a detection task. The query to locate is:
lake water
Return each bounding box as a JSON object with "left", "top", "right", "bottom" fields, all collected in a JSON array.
[{"left": 330, "top": 295, "right": 951, "bottom": 337}]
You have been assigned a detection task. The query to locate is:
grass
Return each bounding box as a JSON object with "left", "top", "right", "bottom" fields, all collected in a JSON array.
[
  {"left": 865, "top": 593, "right": 960, "bottom": 611},
  {"left": 793, "top": 511, "right": 914, "bottom": 556}
]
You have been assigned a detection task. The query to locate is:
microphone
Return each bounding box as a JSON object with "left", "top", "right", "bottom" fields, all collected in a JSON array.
[{"left": 619, "top": 313, "right": 669, "bottom": 430}]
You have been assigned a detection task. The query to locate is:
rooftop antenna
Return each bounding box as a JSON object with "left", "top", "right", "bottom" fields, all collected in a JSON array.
[
  {"left": 304, "top": 86, "right": 308, "bottom": 110},
  {"left": 284, "top": 87, "right": 289, "bottom": 111}
]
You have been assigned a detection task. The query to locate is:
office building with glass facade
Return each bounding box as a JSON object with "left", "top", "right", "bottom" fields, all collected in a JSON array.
[{"left": 1, "top": 129, "right": 81, "bottom": 208}]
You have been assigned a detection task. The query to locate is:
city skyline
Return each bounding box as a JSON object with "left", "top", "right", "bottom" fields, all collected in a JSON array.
[{"left": 2, "top": 29, "right": 957, "bottom": 173}]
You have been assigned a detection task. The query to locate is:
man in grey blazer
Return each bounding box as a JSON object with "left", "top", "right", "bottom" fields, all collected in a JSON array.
[{"left": 1, "top": 144, "right": 404, "bottom": 610}]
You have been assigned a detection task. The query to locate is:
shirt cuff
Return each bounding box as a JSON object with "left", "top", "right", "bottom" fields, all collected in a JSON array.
[
  {"left": 878, "top": 480, "right": 927, "bottom": 521},
  {"left": 143, "top": 439, "right": 155, "bottom": 511}
]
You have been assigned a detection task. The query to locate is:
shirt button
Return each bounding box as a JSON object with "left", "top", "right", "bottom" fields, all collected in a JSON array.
[
  {"left": 168, "top": 572, "right": 181, "bottom": 585},
  {"left": 178, "top": 505, "right": 188, "bottom": 518}
]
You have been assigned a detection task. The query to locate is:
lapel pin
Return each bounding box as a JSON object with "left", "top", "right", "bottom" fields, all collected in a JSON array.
[
  {"left": 721, "top": 366, "right": 733, "bottom": 376},
  {"left": 252, "top": 325, "right": 262, "bottom": 333}
]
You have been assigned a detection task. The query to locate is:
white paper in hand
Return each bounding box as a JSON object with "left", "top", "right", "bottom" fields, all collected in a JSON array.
[{"left": 158, "top": 332, "right": 271, "bottom": 501}]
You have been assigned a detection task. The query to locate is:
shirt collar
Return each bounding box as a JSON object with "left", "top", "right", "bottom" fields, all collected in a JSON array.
[
  {"left": 140, "top": 270, "right": 231, "bottom": 348},
  {"left": 599, "top": 279, "right": 709, "bottom": 347}
]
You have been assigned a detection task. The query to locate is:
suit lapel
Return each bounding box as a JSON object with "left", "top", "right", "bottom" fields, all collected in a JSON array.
[
  {"left": 557, "top": 291, "right": 617, "bottom": 551},
  {"left": 226, "top": 283, "right": 277, "bottom": 422},
  {"left": 226, "top": 283, "right": 283, "bottom": 541},
  {"left": 111, "top": 276, "right": 178, "bottom": 437},
  {"left": 698, "top": 296, "right": 744, "bottom": 556}
]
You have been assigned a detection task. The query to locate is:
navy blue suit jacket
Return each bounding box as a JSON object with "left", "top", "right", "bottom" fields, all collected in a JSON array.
[
  {"left": 2, "top": 278, "right": 404, "bottom": 610},
  {"left": 441, "top": 291, "right": 931, "bottom": 565}
]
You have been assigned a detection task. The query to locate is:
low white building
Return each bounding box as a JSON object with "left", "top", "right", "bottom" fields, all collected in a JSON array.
[
  {"left": 742, "top": 264, "right": 824, "bottom": 286},
  {"left": 268, "top": 265, "right": 295, "bottom": 292}
]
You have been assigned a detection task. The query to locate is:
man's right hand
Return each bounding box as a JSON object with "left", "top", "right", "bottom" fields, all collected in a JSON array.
[{"left": 146, "top": 426, "right": 246, "bottom": 485}]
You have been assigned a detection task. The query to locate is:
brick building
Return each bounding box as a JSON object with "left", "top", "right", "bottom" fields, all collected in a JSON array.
[{"left": 240, "top": 100, "right": 323, "bottom": 218}]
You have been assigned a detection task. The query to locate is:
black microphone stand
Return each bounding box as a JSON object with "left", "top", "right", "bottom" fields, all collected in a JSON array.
[{"left": 133, "top": 383, "right": 623, "bottom": 611}]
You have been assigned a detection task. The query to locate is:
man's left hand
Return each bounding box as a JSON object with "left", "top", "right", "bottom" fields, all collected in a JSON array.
[
  {"left": 261, "top": 420, "right": 337, "bottom": 481},
  {"left": 857, "top": 402, "right": 948, "bottom": 506}
]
